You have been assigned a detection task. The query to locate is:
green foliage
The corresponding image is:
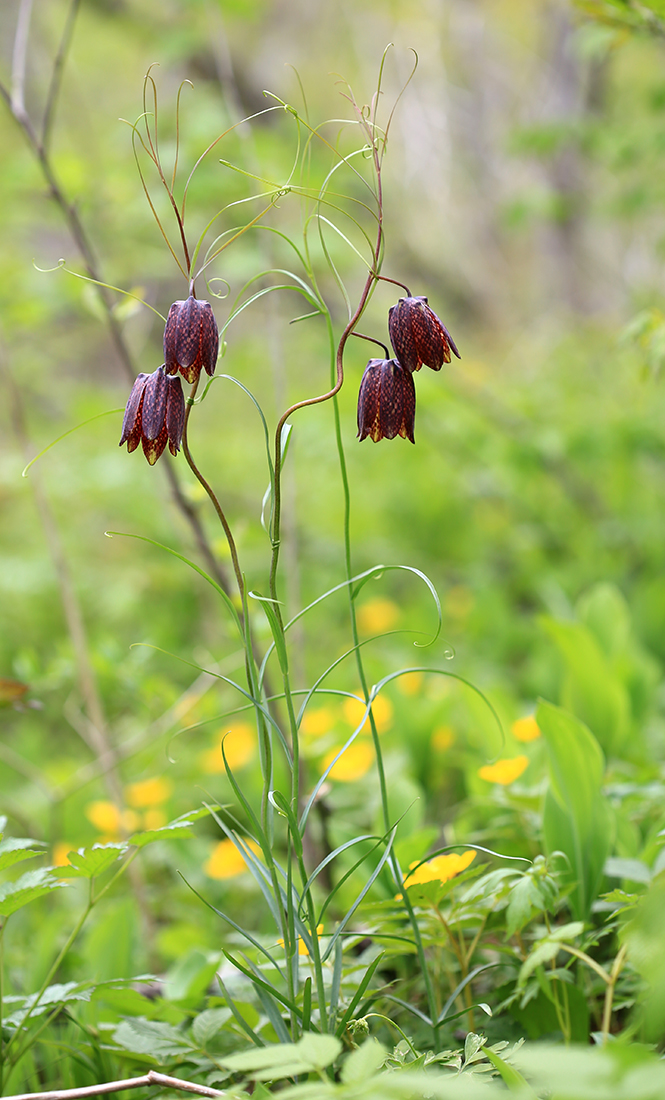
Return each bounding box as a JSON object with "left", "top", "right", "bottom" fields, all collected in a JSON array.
[
  {"left": 3, "top": 0, "right": 665, "bottom": 1096},
  {"left": 538, "top": 701, "right": 612, "bottom": 920}
]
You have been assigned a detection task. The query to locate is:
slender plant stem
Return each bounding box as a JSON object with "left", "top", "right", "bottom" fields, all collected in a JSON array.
[
  {"left": 601, "top": 942, "right": 627, "bottom": 1043},
  {"left": 181, "top": 379, "right": 244, "bottom": 599}
]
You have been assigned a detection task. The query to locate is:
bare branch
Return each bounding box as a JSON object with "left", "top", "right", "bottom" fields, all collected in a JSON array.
[
  {"left": 11, "top": 0, "right": 33, "bottom": 125},
  {"left": 2, "top": 1069, "right": 226, "bottom": 1100},
  {"left": 42, "top": 0, "right": 81, "bottom": 153}
]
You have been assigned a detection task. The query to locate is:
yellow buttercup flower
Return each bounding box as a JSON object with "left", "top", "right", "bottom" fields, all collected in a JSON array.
[
  {"left": 478, "top": 756, "right": 529, "bottom": 785},
  {"left": 85, "top": 801, "right": 121, "bottom": 835},
  {"left": 52, "top": 842, "right": 73, "bottom": 867},
  {"left": 357, "top": 598, "right": 399, "bottom": 634},
  {"left": 321, "top": 742, "right": 374, "bottom": 781},
  {"left": 279, "top": 924, "right": 324, "bottom": 957},
  {"left": 405, "top": 849, "right": 476, "bottom": 887},
  {"left": 143, "top": 809, "right": 167, "bottom": 831},
  {"left": 343, "top": 694, "right": 393, "bottom": 734},
  {"left": 512, "top": 715, "right": 541, "bottom": 743},
  {"left": 301, "top": 707, "right": 335, "bottom": 737},
  {"left": 85, "top": 801, "right": 140, "bottom": 839},
  {"left": 200, "top": 722, "right": 255, "bottom": 774},
  {"left": 125, "top": 776, "right": 173, "bottom": 808},
  {"left": 431, "top": 725, "right": 455, "bottom": 752},
  {"left": 397, "top": 671, "right": 424, "bottom": 696},
  {"left": 204, "top": 837, "right": 261, "bottom": 880}
]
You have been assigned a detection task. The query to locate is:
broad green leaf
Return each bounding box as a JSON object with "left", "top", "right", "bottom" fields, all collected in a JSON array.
[
  {"left": 129, "top": 807, "right": 221, "bottom": 849},
  {"left": 604, "top": 857, "right": 651, "bottom": 884},
  {"left": 220, "top": 1034, "right": 341, "bottom": 1079},
  {"left": 4, "top": 981, "right": 93, "bottom": 1027},
  {"left": 484, "top": 1048, "right": 536, "bottom": 1096},
  {"left": 514, "top": 1041, "right": 665, "bottom": 1097},
  {"left": 0, "top": 836, "right": 45, "bottom": 872},
  {"left": 542, "top": 618, "right": 629, "bottom": 755},
  {"left": 56, "top": 843, "right": 126, "bottom": 878},
  {"left": 341, "top": 1039, "right": 387, "bottom": 1084},
  {"left": 519, "top": 941, "right": 562, "bottom": 985},
  {"left": 192, "top": 1007, "right": 232, "bottom": 1046},
  {"left": 504, "top": 876, "right": 538, "bottom": 938},
  {"left": 113, "top": 1016, "right": 195, "bottom": 1059},
  {"left": 537, "top": 701, "right": 612, "bottom": 919},
  {"left": 0, "top": 868, "right": 67, "bottom": 916}
]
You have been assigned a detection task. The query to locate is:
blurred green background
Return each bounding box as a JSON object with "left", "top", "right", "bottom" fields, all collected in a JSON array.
[{"left": 2, "top": 0, "right": 665, "bottom": 981}]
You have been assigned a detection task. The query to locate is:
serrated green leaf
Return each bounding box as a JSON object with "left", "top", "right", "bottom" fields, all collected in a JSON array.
[
  {"left": 220, "top": 1034, "right": 341, "bottom": 1079},
  {"left": 0, "top": 837, "right": 45, "bottom": 872},
  {"left": 56, "top": 843, "right": 127, "bottom": 878},
  {"left": 519, "top": 941, "right": 561, "bottom": 985},
  {"left": 129, "top": 807, "right": 220, "bottom": 849},
  {"left": 484, "top": 1047, "right": 536, "bottom": 1096},
  {"left": 4, "top": 981, "right": 93, "bottom": 1027},
  {"left": 0, "top": 868, "right": 67, "bottom": 916},
  {"left": 341, "top": 1039, "right": 386, "bottom": 1084},
  {"left": 192, "top": 1007, "right": 232, "bottom": 1046},
  {"left": 113, "top": 1016, "right": 195, "bottom": 1060}
]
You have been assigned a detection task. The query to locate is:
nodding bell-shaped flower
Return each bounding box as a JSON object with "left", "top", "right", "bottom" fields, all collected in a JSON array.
[
  {"left": 119, "top": 365, "right": 185, "bottom": 466},
  {"left": 388, "top": 296, "right": 460, "bottom": 373},
  {"left": 357, "top": 358, "right": 416, "bottom": 443},
  {"left": 163, "top": 295, "right": 219, "bottom": 384}
]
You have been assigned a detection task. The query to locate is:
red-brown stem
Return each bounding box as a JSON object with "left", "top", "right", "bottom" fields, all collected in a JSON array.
[
  {"left": 181, "top": 377, "right": 244, "bottom": 600},
  {"left": 374, "top": 274, "right": 412, "bottom": 298},
  {"left": 350, "top": 331, "right": 391, "bottom": 360}
]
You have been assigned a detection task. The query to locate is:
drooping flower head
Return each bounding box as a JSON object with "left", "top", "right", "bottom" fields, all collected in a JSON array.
[
  {"left": 388, "top": 296, "right": 460, "bottom": 373},
  {"left": 163, "top": 295, "right": 219, "bottom": 384},
  {"left": 119, "top": 365, "right": 185, "bottom": 465},
  {"left": 357, "top": 358, "right": 415, "bottom": 443}
]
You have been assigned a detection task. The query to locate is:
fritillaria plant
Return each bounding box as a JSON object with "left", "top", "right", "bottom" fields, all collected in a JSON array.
[{"left": 112, "top": 53, "right": 466, "bottom": 1045}]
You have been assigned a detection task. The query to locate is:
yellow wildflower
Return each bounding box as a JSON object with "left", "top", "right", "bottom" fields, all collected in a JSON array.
[
  {"left": 301, "top": 707, "right": 335, "bottom": 737},
  {"left": 125, "top": 776, "right": 173, "bottom": 808},
  {"left": 52, "top": 842, "right": 73, "bottom": 867},
  {"left": 397, "top": 671, "right": 424, "bottom": 696},
  {"left": 279, "top": 924, "right": 324, "bottom": 957},
  {"left": 405, "top": 849, "right": 476, "bottom": 887},
  {"left": 431, "top": 726, "right": 455, "bottom": 752},
  {"left": 85, "top": 801, "right": 121, "bottom": 835},
  {"left": 357, "top": 598, "right": 399, "bottom": 634},
  {"left": 204, "top": 837, "right": 261, "bottom": 880},
  {"left": 200, "top": 722, "right": 255, "bottom": 773},
  {"left": 478, "top": 756, "right": 529, "bottom": 785},
  {"left": 321, "top": 742, "right": 373, "bottom": 781},
  {"left": 343, "top": 694, "right": 393, "bottom": 734},
  {"left": 512, "top": 715, "right": 541, "bottom": 742},
  {"left": 143, "top": 809, "right": 167, "bottom": 831}
]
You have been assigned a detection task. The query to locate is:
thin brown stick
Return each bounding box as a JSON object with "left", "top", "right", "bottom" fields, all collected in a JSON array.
[
  {"left": 2, "top": 1069, "right": 225, "bottom": 1100},
  {"left": 0, "top": 10, "right": 235, "bottom": 604}
]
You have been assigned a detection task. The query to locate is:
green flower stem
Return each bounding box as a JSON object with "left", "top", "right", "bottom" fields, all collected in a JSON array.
[
  {"left": 601, "top": 942, "right": 627, "bottom": 1043},
  {"left": 182, "top": 377, "right": 244, "bottom": 601}
]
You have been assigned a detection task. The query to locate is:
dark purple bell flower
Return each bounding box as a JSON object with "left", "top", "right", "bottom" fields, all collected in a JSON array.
[
  {"left": 119, "top": 365, "right": 185, "bottom": 465},
  {"left": 163, "top": 295, "right": 219, "bottom": 384},
  {"left": 388, "top": 296, "right": 460, "bottom": 372},
  {"left": 357, "top": 358, "right": 416, "bottom": 444}
]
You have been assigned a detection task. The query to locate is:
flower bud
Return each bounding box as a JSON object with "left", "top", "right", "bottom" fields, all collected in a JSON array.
[
  {"left": 163, "top": 295, "right": 219, "bottom": 384},
  {"left": 388, "top": 296, "right": 460, "bottom": 372},
  {"left": 119, "top": 366, "right": 185, "bottom": 465},
  {"left": 357, "top": 358, "right": 416, "bottom": 444}
]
